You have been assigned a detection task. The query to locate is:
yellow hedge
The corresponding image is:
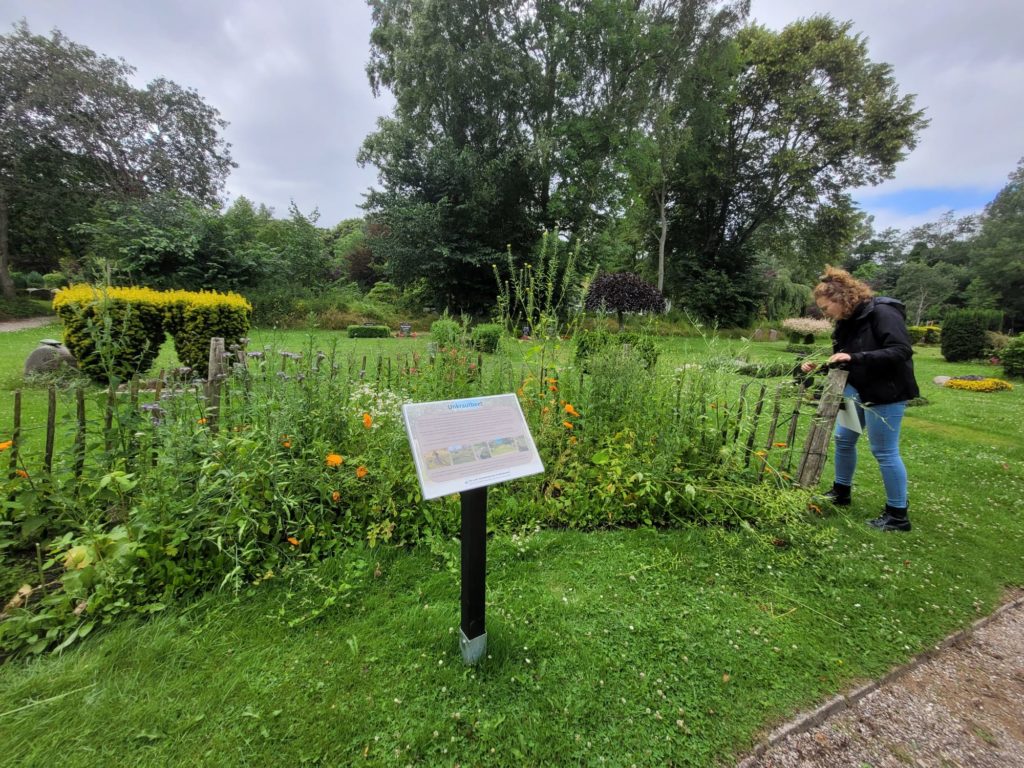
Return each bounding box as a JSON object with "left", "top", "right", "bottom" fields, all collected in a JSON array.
[{"left": 53, "top": 285, "right": 252, "bottom": 381}]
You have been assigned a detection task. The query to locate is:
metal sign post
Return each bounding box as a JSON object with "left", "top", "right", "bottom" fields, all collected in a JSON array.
[
  {"left": 402, "top": 394, "right": 544, "bottom": 665},
  {"left": 459, "top": 485, "right": 488, "bottom": 664}
]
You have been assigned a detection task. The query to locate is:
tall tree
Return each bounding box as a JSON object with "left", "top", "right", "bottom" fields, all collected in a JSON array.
[
  {"left": 972, "top": 158, "right": 1024, "bottom": 329},
  {"left": 0, "top": 22, "right": 233, "bottom": 298},
  {"left": 361, "top": 0, "right": 734, "bottom": 310},
  {"left": 662, "top": 15, "right": 926, "bottom": 324}
]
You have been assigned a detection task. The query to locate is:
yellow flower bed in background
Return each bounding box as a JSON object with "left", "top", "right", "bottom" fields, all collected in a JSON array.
[{"left": 944, "top": 377, "right": 1014, "bottom": 393}]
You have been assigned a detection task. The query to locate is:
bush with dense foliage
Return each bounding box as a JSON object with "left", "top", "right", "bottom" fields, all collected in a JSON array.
[
  {"left": 1001, "top": 336, "right": 1024, "bottom": 378},
  {"left": 470, "top": 323, "right": 503, "bottom": 353},
  {"left": 346, "top": 324, "right": 390, "bottom": 339},
  {"left": 940, "top": 310, "right": 990, "bottom": 362},
  {"left": 907, "top": 325, "right": 941, "bottom": 345},
  {"left": 584, "top": 273, "right": 666, "bottom": 330},
  {"left": 0, "top": 329, "right": 818, "bottom": 657},
  {"left": 53, "top": 285, "right": 252, "bottom": 381},
  {"left": 429, "top": 315, "right": 463, "bottom": 347}
]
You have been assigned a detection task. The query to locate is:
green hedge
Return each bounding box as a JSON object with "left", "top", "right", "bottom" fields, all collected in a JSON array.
[
  {"left": 575, "top": 329, "right": 659, "bottom": 370},
  {"left": 471, "top": 323, "right": 504, "bottom": 353},
  {"left": 346, "top": 324, "right": 390, "bottom": 338},
  {"left": 54, "top": 285, "right": 252, "bottom": 382},
  {"left": 908, "top": 325, "right": 941, "bottom": 345}
]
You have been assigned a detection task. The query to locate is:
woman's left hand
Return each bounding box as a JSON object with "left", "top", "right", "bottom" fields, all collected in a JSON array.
[{"left": 828, "top": 352, "right": 852, "bottom": 365}]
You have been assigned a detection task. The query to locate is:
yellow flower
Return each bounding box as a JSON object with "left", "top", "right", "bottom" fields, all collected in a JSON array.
[
  {"left": 197, "top": 418, "right": 207, "bottom": 425},
  {"left": 362, "top": 412, "right": 373, "bottom": 429},
  {"left": 0, "top": 440, "right": 12, "bottom": 451},
  {"left": 562, "top": 421, "right": 574, "bottom": 430},
  {"left": 564, "top": 403, "right": 580, "bottom": 418},
  {"left": 356, "top": 465, "right": 368, "bottom": 479},
  {"left": 754, "top": 450, "right": 767, "bottom": 458},
  {"left": 325, "top": 453, "right": 344, "bottom": 467},
  {"left": 568, "top": 436, "right": 577, "bottom": 445},
  {"left": 331, "top": 490, "right": 341, "bottom": 502}
]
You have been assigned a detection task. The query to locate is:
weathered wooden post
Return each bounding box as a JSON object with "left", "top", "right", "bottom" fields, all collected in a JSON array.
[
  {"left": 9, "top": 390, "right": 21, "bottom": 477},
  {"left": 207, "top": 337, "right": 226, "bottom": 432},
  {"left": 43, "top": 386, "right": 57, "bottom": 474},
  {"left": 796, "top": 367, "right": 849, "bottom": 488}
]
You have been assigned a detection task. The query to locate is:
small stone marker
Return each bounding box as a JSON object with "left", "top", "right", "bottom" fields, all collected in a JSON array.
[
  {"left": 752, "top": 328, "right": 766, "bottom": 341},
  {"left": 933, "top": 375, "right": 951, "bottom": 385},
  {"left": 399, "top": 322, "right": 412, "bottom": 337},
  {"left": 768, "top": 329, "right": 779, "bottom": 342}
]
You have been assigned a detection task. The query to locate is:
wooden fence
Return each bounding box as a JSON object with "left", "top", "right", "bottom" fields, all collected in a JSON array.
[{"left": 5, "top": 336, "right": 849, "bottom": 491}]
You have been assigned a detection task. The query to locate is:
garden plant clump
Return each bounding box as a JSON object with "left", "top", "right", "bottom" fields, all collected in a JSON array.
[
  {"left": 0, "top": 276, "right": 821, "bottom": 658},
  {"left": 943, "top": 375, "right": 1014, "bottom": 392}
]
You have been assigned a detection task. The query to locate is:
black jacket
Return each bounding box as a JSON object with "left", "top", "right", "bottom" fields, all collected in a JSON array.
[{"left": 832, "top": 297, "right": 920, "bottom": 404}]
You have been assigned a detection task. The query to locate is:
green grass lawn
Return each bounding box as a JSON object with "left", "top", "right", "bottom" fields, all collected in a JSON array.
[{"left": 0, "top": 328, "right": 1022, "bottom": 766}]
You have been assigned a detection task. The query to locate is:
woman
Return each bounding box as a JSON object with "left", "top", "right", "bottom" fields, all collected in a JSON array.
[{"left": 801, "top": 266, "right": 920, "bottom": 532}]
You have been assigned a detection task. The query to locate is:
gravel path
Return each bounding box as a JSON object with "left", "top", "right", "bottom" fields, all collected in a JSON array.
[
  {"left": 738, "top": 591, "right": 1024, "bottom": 767},
  {"left": 0, "top": 316, "right": 58, "bottom": 333}
]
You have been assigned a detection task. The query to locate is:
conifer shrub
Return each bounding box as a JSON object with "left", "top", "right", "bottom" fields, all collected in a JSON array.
[
  {"left": 940, "top": 310, "right": 989, "bottom": 362},
  {"left": 54, "top": 285, "right": 252, "bottom": 381}
]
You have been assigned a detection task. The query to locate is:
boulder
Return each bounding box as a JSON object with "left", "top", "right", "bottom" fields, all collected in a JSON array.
[{"left": 24, "top": 339, "right": 77, "bottom": 375}]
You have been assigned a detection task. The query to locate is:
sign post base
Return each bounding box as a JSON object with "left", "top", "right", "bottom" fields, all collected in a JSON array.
[{"left": 459, "top": 629, "right": 487, "bottom": 665}]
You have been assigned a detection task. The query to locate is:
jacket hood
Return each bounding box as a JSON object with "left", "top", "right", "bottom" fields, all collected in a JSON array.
[{"left": 856, "top": 296, "right": 907, "bottom": 321}]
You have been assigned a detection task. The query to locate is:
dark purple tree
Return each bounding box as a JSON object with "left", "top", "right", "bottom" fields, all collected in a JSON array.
[{"left": 584, "top": 272, "right": 666, "bottom": 331}]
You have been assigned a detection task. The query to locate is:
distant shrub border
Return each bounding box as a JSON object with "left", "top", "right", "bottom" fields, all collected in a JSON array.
[
  {"left": 346, "top": 324, "right": 390, "bottom": 339},
  {"left": 907, "top": 325, "right": 941, "bottom": 345},
  {"left": 53, "top": 285, "right": 252, "bottom": 381}
]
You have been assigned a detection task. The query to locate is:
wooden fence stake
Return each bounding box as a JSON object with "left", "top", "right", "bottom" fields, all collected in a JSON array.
[
  {"left": 74, "top": 388, "right": 86, "bottom": 478},
  {"left": 781, "top": 380, "right": 810, "bottom": 473},
  {"left": 758, "top": 384, "right": 785, "bottom": 481},
  {"left": 206, "top": 337, "right": 226, "bottom": 433},
  {"left": 9, "top": 390, "right": 20, "bottom": 476},
  {"left": 743, "top": 384, "right": 768, "bottom": 467},
  {"left": 43, "top": 387, "right": 57, "bottom": 474},
  {"left": 796, "top": 368, "right": 849, "bottom": 488}
]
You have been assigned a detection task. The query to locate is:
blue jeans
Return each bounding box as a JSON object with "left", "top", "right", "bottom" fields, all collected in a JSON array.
[{"left": 833, "top": 385, "right": 909, "bottom": 508}]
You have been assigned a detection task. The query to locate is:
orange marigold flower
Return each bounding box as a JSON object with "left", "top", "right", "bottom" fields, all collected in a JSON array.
[
  {"left": 564, "top": 403, "right": 580, "bottom": 418},
  {"left": 542, "top": 406, "right": 550, "bottom": 414},
  {"left": 281, "top": 440, "right": 292, "bottom": 449},
  {"left": 287, "top": 536, "right": 300, "bottom": 547},
  {"left": 562, "top": 420, "right": 574, "bottom": 430},
  {"left": 15, "top": 469, "right": 29, "bottom": 479},
  {"left": 325, "top": 453, "right": 344, "bottom": 467},
  {"left": 331, "top": 490, "right": 341, "bottom": 502},
  {"left": 356, "top": 465, "right": 368, "bottom": 479},
  {"left": 549, "top": 384, "right": 558, "bottom": 392},
  {"left": 0, "top": 440, "right": 13, "bottom": 451},
  {"left": 197, "top": 417, "right": 207, "bottom": 425},
  {"left": 773, "top": 442, "right": 787, "bottom": 448},
  {"left": 362, "top": 412, "right": 373, "bottom": 429}
]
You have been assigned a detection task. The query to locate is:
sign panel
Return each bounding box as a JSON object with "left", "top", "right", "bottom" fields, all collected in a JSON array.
[{"left": 402, "top": 394, "right": 544, "bottom": 499}]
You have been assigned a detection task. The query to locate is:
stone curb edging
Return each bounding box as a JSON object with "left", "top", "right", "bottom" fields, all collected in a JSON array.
[{"left": 734, "top": 593, "right": 1024, "bottom": 768}]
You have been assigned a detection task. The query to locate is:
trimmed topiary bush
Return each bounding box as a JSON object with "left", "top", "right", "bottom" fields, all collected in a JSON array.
[
  {"left": 54, "top": 286, "right": 168, "bottom": 382},
  {"left": 940, "top": 310, "right": 989, "bottom": 362},
  {"left": 471, "top": 323, "right": 503, "bottom": 353},
  {"left": 366, "top": 281, "right": 400, "bottom": 304},
  {"left": 1001, "top": 336, "right": 1024, "bottom": 378},
  {"left": 584, "top": 272, "right": 665, "bottom": 330},
  {"left": 54, "top": 285, "right": 252, "bottom": 382},
  {"left": 346, "top": 324, "right": 390, "bottom": 339},
  {"left": 907, "top": 325, "right": 941, "bottom": 345}
]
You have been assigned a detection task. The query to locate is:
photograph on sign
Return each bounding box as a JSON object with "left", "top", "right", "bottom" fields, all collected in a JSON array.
[{"left": 402, "top": 394, "right": 544, "bottom": 499}]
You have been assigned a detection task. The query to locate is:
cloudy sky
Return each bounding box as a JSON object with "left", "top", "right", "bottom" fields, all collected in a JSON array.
[{"left": 2, "top": 0, "right": 1022, "bottom": 233}]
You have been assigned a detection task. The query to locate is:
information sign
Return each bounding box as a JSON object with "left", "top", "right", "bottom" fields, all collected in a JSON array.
[{"left": 402, "top": 394, "right": 544, "bottom": 500}]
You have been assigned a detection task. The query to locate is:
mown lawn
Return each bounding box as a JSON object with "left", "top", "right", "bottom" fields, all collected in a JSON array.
[{"left": 0, "top": 329, "right": 1022, "bottom": 766}]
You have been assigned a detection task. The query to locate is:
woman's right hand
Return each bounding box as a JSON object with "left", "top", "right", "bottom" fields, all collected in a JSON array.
[{"left": 800, "top": 362, "right": 817, "bottom": 374}]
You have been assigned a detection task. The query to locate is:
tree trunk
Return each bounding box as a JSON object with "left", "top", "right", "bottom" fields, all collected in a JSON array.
[
  {"left": 656, "top": 183, "right": 668, "bottom": 293},
  {"left": 0, "top": 186, "right": 15, "bottom": 299}
]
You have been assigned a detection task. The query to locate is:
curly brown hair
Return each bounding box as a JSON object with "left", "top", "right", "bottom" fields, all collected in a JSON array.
[{"left": 813, "top": 266, "right": 873, "bottom": 319}]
